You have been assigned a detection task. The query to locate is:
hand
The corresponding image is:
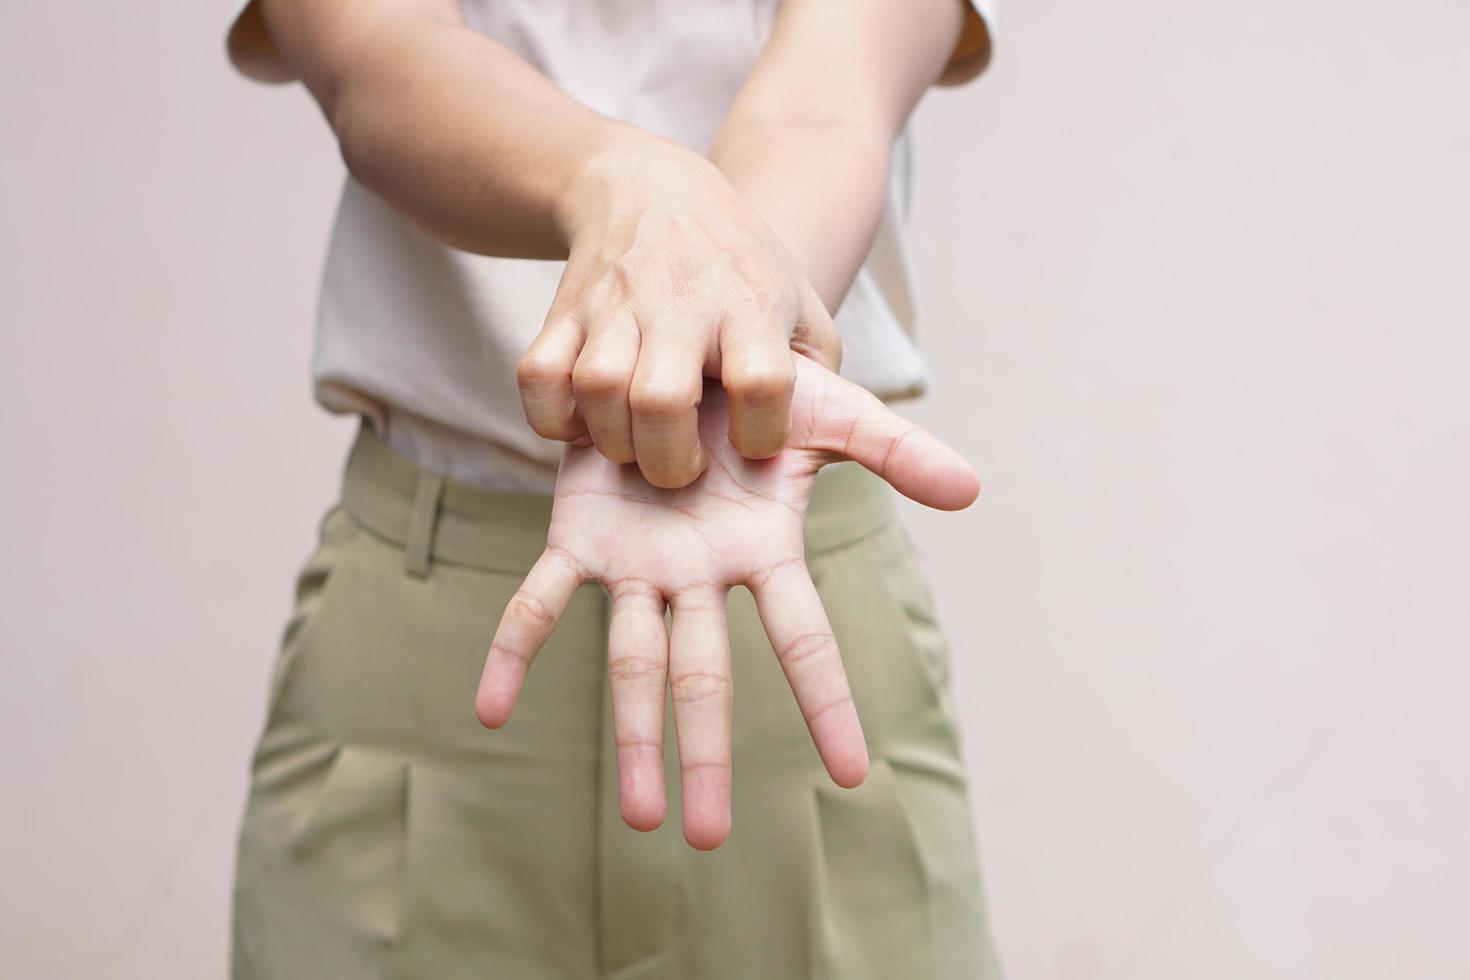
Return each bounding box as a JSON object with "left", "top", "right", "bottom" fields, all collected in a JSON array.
[
  {"left": 477, "top": 356, "right": 979, "bottom": 849},
  {"left": 518, "top": 130, "right": 843, "bottom": 490}
]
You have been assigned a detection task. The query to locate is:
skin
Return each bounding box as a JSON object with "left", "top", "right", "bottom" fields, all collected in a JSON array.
[
  {"left": 235, "top": 0, "right": 980, "bottom": 486},
  {"left": 234, "top": 0, "right": 988, "bottom": 846},
  {"left": 524, "top": 136, "right": 840, "bottom": 485},
  {"left": 476, "top": 357, "right": 980, "bottom": 849},
  {"left": 708, "top": 0, "right": 977, "bottom": 309}
]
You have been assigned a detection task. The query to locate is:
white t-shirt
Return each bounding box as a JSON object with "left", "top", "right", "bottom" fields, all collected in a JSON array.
[{"left": 226, "top": 0, "right": 995, "bottom": 492}]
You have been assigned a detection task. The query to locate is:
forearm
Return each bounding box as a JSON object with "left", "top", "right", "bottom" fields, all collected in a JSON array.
[
  {"left": 258, "top": 0, "right": 636, "bottom": 259},
  {"left": 709, "top": 115, "right": 891, "bottom": 313},
  {"left": 708, "top": 0, "right": 971, "bottom": 311}
]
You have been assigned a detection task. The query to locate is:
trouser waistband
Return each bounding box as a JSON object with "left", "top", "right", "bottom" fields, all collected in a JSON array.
[{"left": 339, "top": 425, "right": 899, "bottom": 577}]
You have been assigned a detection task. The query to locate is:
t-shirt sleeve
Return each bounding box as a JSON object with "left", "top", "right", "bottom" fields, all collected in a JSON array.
[
  {"left": 936, "top": 0, "right": 995, "bottom": 86},
  {"left": 225, "top": 0, "right": 291, "bottom": 83}
]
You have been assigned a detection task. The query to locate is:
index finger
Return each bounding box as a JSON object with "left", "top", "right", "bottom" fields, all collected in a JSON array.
[{"left": 518, "top": 315, "right": 587, "bottom": 442}]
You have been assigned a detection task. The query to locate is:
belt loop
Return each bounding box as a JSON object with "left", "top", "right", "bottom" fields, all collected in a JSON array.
[{"left": 404, "top": 470, "right": 446, "bottom": 578}]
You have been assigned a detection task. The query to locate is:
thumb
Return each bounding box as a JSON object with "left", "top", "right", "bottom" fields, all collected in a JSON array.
[{"left": 794, "top": 358, "right": 980, "bottom": 511}]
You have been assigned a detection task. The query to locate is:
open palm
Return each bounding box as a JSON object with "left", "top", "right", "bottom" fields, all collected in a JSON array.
[{"left": 475, "top": 356, "right": 979, "bottom": 849}]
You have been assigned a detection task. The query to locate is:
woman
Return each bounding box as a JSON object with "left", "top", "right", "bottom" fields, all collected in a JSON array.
[{"left": 225, "top": 0, "right": 1002, "bottom": 975}]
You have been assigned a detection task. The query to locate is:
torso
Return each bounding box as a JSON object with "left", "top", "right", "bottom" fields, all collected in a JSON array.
[{"left": 312, "top": 0, "right": 930, "bottom": 492}]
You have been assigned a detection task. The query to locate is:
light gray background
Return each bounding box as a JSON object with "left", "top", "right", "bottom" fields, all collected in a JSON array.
[{"left": 3, "top": 1, "right": 1467, "bottom": 977}]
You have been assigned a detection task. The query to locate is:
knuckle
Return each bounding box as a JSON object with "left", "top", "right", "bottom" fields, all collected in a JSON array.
[
  {"left": 748, "top": 557, "right": 805, "bottom": 590},
  {"left": 729, "top": 430, "right": 785, "bottom": 460},
  {"left": 680, "top": 759, "right": 731, "bottom": 776},
  {"left": 629, "top": 378, "right": 701, "bottom": 419},
  {"left": 507, "top": 590, "right": 557, "bottom": 631},
  {"left": 615, "top": 734, "right": 663, "bottom": 754},
  {"left": 669, "top": 669, "right": 730, "bottom": 707},
  {"left": 776, "top": 630, "right": 838, "bottom": 669},
  {"left": 596, "top": 437, "right": 637, "bottom": 467},
  {"left": 572, "top": 361, "right": 629, "bottom": 403},
  {"left": 546, "top": 545, "right": 590, "bottom": 581},
  {"left": 517, "top": 350, "right": 568, "bottom": 390},
  {"left": 807, "top": 693, "right": 855, "bottom": 724},
  {"left": 641, "top": 458, "right": 700, "bottom": 489},
  {"left": 597, "top": 439, "right": 638, "bottom": 465},
  {"left": 525, "top": 411, "right": 580, "bottom": 442},
  {"left": 727, "top": 362, "right": 795, "bottom": 405},
  {"left": 608, "top": 652, "right": 665, "bottom": 685},
  {"left": 612, "top": 578, "right": 661, "bottom": 602},
  {"left": 718, "top": 251, "right": 784, "bottom": 312},
  {"left": 603, "top": 254, "right": 639, "bottom": 290},
  {"left": 488, "top": 639, "right": 531, "bottom": 667}
]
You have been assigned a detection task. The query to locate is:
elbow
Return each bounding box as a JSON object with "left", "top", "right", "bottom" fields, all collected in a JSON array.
[
  {"left": 330, "top": 97, "right": 366, "bottom": 183},
  {"left": 327, "top": 84, "right": 386, "bottom": 190},
  {"left": 324, "top": 81, "right": 478, "bottom": 254},
  {"left": 226, "top": 0, "right": 297, "bottom": 84},
  {"left": 311, "top": 17, "right": 459, "bottom": 190}
]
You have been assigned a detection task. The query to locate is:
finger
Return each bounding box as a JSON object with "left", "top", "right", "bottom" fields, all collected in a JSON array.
[
  {"left": 572, "top": 309, "right": 640, "bottom": 464},
  {"left": 629, "top": 321, "right": 707, "bottom": 489},
  {"left": 668, "top": 589, "right": 732, "bottom": 850},
  {"left": 790, "top": 284, "right": 842, "bottom": 373},
  {"left": 750, "top": 560, "right": 868, "bottom": 789},
  {"left": 518, "top": 314, "right": 587, "bottom": 442},
  {"left": 795, "top": 358, "right": 981, "bottom": 511},
  {"left": 475, "top": 547, "right": 586, "bottom": 729},
  {"left": 720, "top": 322, "right": 796, "bottom": 459},
  {"left": 607, "top": 581, "right": 670, "bottom": 832}
]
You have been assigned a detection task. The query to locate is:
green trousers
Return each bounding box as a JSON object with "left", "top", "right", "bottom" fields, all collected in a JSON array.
[{"left": 231, "top": 427, "right": 1002, "bottom": 979}]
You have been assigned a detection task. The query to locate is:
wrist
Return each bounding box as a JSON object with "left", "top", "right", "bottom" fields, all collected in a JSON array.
[
  {"left": 552, "top": 121, "right": 650, "bottom": 248},
  {"left": 553, "top": 123, "right": 724, "bottom": 249},
  {"left": 707, "top": 116, "right": 890, "bottom": 312}
]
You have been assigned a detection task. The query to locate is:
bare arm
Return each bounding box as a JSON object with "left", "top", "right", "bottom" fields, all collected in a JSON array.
[
  {"left": 247, "top": 0, "right": 622, "bottom": 259},
  {"left": 240, "top": 0, "right": 841, "bottom": 486},
  {"left": 710, "top": 0, "right": 984, "bottom": 308}
]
